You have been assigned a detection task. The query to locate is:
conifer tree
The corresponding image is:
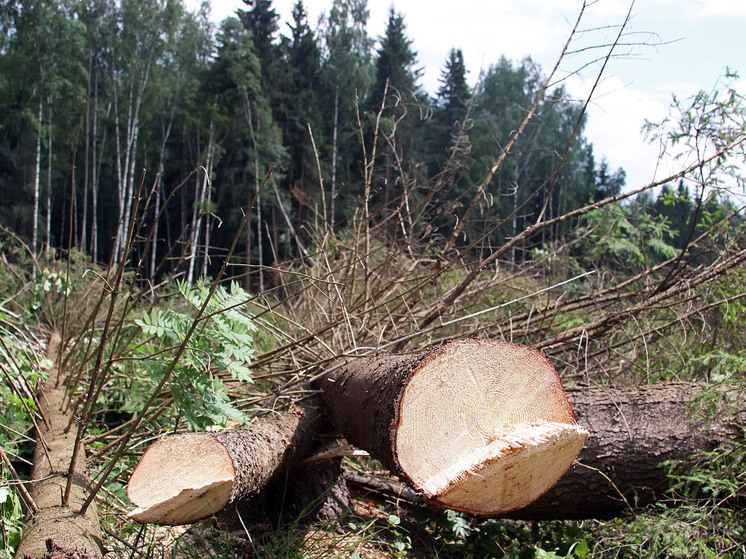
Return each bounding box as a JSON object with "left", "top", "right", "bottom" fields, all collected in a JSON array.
[
  {"left": 238, "top": 0, "right": 280, "bottom": 92},
  {"left": 370, "top": 7, "right": 421, "bottom": 107},
  {"left": 368, "top": 7, "right": 425, "bottom": 214},
  {"left": 429, "top": 48, "right": 471, "bottom": 168},
  {"left": 208, "top": 16, "right": 286, "bottom": 287},
  {"left": 436, "top": 48, "right": 470, "bottom": 130},
  {"left": 277, "top": 1, "right": 323, "bottom": 227}
]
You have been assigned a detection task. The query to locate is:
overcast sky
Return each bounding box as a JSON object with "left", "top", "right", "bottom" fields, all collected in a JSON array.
[{"left": 194, "top": 0, "right": 746, "bottom": 194}]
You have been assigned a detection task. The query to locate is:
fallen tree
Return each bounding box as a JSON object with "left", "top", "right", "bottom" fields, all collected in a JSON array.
[
  {"left": 127, "top": 403, "right": 329, "bottom": 525},
  {"left": 14, "top": 334, "right": 105, "bottom": 559},
  {"left": 318, "top": 338, "right": 588, "bottom": 514},
  {"left": 127, "top": 340, "right": 745, "bottom": 526},
  {"left": 516, "top": 382, "right": 745, "bottom": 519},
  {"left": 342, "top": 381, "right": 745, "bottom": 519},
  {"left": 128, "top": 339, "right": 588, "bottom": 524}
]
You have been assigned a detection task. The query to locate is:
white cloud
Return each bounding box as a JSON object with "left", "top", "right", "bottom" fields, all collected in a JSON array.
[
  {"left": 189, "top": 0, "right": 745, "bottom": 195},
  {"left": 569, "top": 73, "right": 671, "bottom": 189},
  {"left": 680, "top": 0, "right": 746, "bottom": 19}
]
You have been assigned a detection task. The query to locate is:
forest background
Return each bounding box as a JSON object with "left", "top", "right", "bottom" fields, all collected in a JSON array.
[
  {"left": 1, "top": 0, "right": 648, "bottom": 278},
  {"left": 0, "top": 0, "right": 745, "bottom": 557}
]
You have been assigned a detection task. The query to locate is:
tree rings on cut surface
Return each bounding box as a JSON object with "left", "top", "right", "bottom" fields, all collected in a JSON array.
[
  {"left": 127, "top": 433, "right": 234, "bottom": 525},
  {"left": 323, "top": 338, "right": 589, "bottom": 515}
]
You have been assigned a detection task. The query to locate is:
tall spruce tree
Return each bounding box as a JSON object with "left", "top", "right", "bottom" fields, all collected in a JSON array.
[
  {"left": 429, "top": 48, "right": 471, "bottom": 168},
  {"left": 436, "top": 48, "right": 470, "bottom": 130},
  {"left": 421, "top": 48, "right": 473, "bottom": 241},
  {"left": 208, "top": 16, "right": 286, "bottom": 287},
  {"left": 238, "top": 0, "right": 280, "bottom": 92},
  {"left": 370, "top": 7, "right": 421, "bottom": 107},
  {"left": 368, "top": 7, "right": 425, "bottom": 215},
  {"left": 277, "top": 1, "right": 323, "bottom": 228}
]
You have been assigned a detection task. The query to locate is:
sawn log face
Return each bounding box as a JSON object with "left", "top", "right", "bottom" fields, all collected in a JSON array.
[{"left": 319, "top": 338, "right": 588, "bottom": 515}]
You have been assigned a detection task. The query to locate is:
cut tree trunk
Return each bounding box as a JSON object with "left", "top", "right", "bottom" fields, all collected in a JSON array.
[
  {"left": 318, "top": 338, "right": 588, "bottom": 515},
  {"left": 333, "top": 382, "right": 745, "bottom": 520},
  {"left": 127, "top": 339, "right": 587, "bottom": 524},
  {"left": 513, "top": 382, "right": 745, "bottom": 519},
  {"left": 127, "top": 352, "right": 745, "bottom": 525},
  {"left": 127, "top": 403, "right": 329, "bottom": 525},
  {"left": 15, "top": 334, "right": 105, "bottom": 559}
]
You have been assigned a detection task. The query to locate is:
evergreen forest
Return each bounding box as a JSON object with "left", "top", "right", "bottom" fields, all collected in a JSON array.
[
  {"left": 0, "top": 0, "right": 745, "bottom": 557},
  {"left": 0, "top": 0, "right": 633, "bottom": 277}
]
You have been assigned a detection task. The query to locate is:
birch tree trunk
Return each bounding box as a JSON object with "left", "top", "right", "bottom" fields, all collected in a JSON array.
[
  {"left": 81, "top": 49, "right": 92, "bottom": 253},
  {"left": 32, "top": 93, "right": 43, "bottom": 263},
  {"left": 330, "top": 85, "right": 339, "bottom": 231},
  {"left": 243, "top": 87, "right": 263, "bottom": 292},
  {"left": 151, "top": 109, "right": 174, "bottom": 278},
  {"left": 201, "top": 138, "right": 215, "bottom": 281},
  {"left": 187, "top": 118, "right": 214, "bottom": 285},
  {"left": 45, "top": 96, "right": 52, "bottom": 255},
  {"left": 113, "top": 63, "right": 150, "bottom": 263}
]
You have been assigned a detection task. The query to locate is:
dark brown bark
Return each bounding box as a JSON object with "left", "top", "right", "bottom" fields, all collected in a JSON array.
[
  {"left": 339, "top": 383, "right": 745, "bottom": 520},
  {"left": 128, "top": 343, "right": 745, "bottom": 525},
  {"left": 15, "top": 334, "right": 104, "bottom": 559},
  {"left": 215, "top": 403, "right": 330, "bottom": 502},
  {"left": 508, "top": 383, "right": 745, "bottom": 519},
  {"left": 318, "top": 352, "right": 421, "bottom": 475}
]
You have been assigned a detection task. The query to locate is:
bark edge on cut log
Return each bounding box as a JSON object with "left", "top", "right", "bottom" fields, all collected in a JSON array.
[
  {"left": 321, "top": 338, "right": 589, "bottom": 515},
  {"left": 127, "top": 404, "right": 328, "bottom": 525}
]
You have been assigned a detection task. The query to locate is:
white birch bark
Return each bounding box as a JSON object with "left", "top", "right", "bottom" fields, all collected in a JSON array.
[{"left": 32, "top": 94, "right": 43, "bottom": 263}]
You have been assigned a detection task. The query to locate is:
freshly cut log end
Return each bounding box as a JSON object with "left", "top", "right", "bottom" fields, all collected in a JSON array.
[
  {"left": 127, "top": 404, "right": 328, "bottom": 525},
  {"left": 127, "top": 433, "right": 234, "bottom": 525},
  {"left": 323, "top": 338, "right": 588, "bottom": 516},
  {"left": 429, "top": 421, "right": 588, "bottom": 514}
]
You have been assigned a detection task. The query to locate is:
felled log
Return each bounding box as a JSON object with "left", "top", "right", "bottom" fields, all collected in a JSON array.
[
  {"left": 513, "top": 382, "right": 746, "bottom": 519},
  {"left": 345, "top": 382, "right": 746, "bottom": 519},
  {"left": 128, "top": 338, "right": 587, "bottom": 524},
  {"left": 318, "top": 338, "right": 588, "bottom": 515},
  {"left": 128, "top": 357, "right": 745, "bottom": 524},
  {"left": 14, "top": 334, "right": 105, "bottom": 559},
  {"left": 127, "top": 403, "right": 329, "bottom": 525}
]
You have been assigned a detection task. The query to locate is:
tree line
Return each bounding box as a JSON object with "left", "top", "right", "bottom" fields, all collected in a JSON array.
[{"left": 0, "top": 0, "right": 718, "bottom": 286}]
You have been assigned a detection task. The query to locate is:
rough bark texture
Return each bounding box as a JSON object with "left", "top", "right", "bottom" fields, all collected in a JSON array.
[
  {"left": 216, "top": 403, "right": 330, "bottom": 503},
  {"left": 230, "top": 455, "right": 351, "bottom": 528},
  {"left": 319, "top": 352, "right": 425, "bottom": 475},
  {"left": 15, "top": 334, "right": 104, "bottom": 559},
  {"left": 509, "top": 383, "right": 746, "bottom": 519}
]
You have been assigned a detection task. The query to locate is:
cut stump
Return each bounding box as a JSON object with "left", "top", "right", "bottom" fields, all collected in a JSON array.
[{"left": 319, "top": 338, "right": 588, "bottom": 515}]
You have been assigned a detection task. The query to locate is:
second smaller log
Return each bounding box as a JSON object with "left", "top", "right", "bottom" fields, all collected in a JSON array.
[
  {"left": 127, "top": 403, "right": 328, "bottom": 525},
  {"left": 319, "top": 338, "right": 588, "bottom": 515}
]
